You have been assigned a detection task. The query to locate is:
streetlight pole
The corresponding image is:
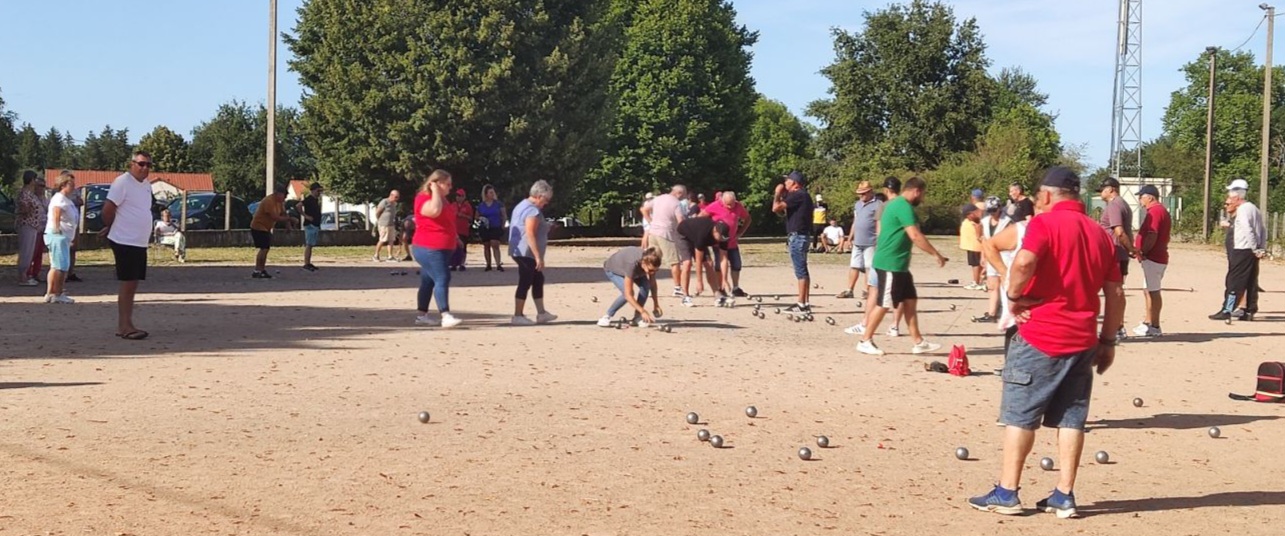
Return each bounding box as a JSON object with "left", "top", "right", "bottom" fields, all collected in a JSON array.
[
  {"left": 266, "top": 0, "right": 278, "bottom": 197},
  {"left": 1261, "top": 3, "right": 1275, "bottom": 211},
  {"left": 1205, "top": 46, "right": 1219, "bottom": 239}
]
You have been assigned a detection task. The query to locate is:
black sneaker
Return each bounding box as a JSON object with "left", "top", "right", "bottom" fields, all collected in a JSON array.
[
  {"left": 1208, "top": 310, "right": 1232, "bottom": 320},
  {"left": 972, "top": 313, "right": 997, "bottom": 323},
  {"left": 66, "top": 273, "right": 83, "bottom": 282},
  {"left": 485, "top": 266, "right": 493, "bottom": 272},
  {"left": 303, "top": 264, "right": 319, "bottom": 272},
  {"left": 251, "top": 271, "right": 266, "bottom": 279},
  {"left": 732, "top": 288, "right": 748, "bottom": 298},
  {"left": 497, "top": 265, "right": 505, "bottom": 272},
  {"left": 785, "top": 303, "right": 812, "bottom": 313},
  {"left": 1232, "top": 309, "right": 1254, "bottom": 321}
]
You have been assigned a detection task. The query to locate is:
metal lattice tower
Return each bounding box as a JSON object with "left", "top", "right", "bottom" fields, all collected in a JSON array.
[{"left": 1109, "top": 0, "right": 1143, "bottom": 180}]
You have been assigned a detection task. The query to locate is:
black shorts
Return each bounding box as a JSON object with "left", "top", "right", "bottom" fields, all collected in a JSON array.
[
  {"left": 1118, "top": 259, "right": 1129, "bottom": 277},
  {"left": 481, "top": 227, "right": 505, "bottom": 242},
  {"left": 251, "top": 229, "right": 273, "bottom": 250},
  {"left": 110, "top": 240, "right": 147, "bottom": 281},
  {"left": 874, "top": 269, "right": 917, "bottom": 309},
  {"left": 967, "top": 251, "right": 981, "bottom": 267}
]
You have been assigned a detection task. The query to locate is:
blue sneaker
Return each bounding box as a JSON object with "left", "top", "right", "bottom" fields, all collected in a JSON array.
[
  {"left": 1036, "top": 489, "right": 1078, "bottom": 519},
  {"left": 968, "top": 485, "right": 1023, "bottom": 515}
]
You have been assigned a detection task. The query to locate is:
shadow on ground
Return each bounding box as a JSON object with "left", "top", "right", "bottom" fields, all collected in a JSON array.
[
  {"left": 1087, "top": 413, "right": 1281, "bottom": 431},
  {"left": 1083, "top": 491, "right": 1285, "bottom": 516}
]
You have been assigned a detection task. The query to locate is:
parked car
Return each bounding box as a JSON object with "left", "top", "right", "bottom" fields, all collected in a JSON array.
[
  {"left": 320, "top": 211, "right": 368, "bottom": 231},
  {"left": 167, "top": 192, "right": 253, "bottom": 230},
  {"left": 0, "top": 189, "right": 15, "bottom": 234},
  {"left": 82, "top": 184, "right": 166, "bottom": 232},
  {"left": 247, "top": 199, "right": 300, "bottom": 228}
]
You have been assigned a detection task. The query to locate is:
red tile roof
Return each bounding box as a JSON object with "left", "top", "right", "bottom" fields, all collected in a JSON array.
[{"left": 46, "top": 169, "right": 216, "bottom": 192}]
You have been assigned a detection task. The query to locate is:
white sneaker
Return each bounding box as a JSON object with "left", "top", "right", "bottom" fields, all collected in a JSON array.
[
  {"left": 372, "top": 255, "right": 382, "bottom": 262},
  {"left": 415, "top": 314, "right": 440, "bottom": 326},
  {"left": 1131, "top": 323, "right": 1150, "bottom": 337},
  {"left": 636, "top": 319, "right": 651, "bottom": 329},
  {"left": 672, "top": 287, "right": 684, "bottom": 297},
  {"left": 597, "top": 315, "right": 613, "bottom": 327},
  {"left": 1144, "top": 326, "right": 1162, "bottom": 338},
  {"left": 886, "top": 326, "right": 900, "bottom": 337},
  {"left": 511, "top": 315, "right": 536, "bottom": 326},
  {"left": 43, "top": 294, "right": 56, "bottom": 303},
  {"left": 440, "top": 313, "right": 462, "bottom": 328},
  {"left": 19, "top": 279, "right": 38, "bottom": 287},
  {"left": 536, "top": 312, "right": 558, "bottom": 324},
  {"left": 856, "top": 340, "right": 885, "bottom": 356},
  {"left": 844, "top": 323, "right": 866, "bottom": 335},
  {"left": 54, "top": 294, "right": 75, "bottom": 304},
  {"left": 682, "top": 296, "right": 694, "bottom": 307},
  {"left": 911, "top": 340, "right": 943, "bottom": 354}
]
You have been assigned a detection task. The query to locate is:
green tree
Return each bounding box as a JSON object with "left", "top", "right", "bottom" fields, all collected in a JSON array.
[
  {"left": 80, "top": 126, "right": 133, "bottom": 170},
  {"left": 40, "top": 127, "right": 70, "bottom": 169},
  {"left": 808, "top": 0, "right": 994, "bottom": 171},
  {"left": 15, "top": 123, "right": 43, "bottom": 171},
  {"left": 288, "top": 0, "right": 618, "bottom": 206},
  {"left": 583, "top": 0, "right": 758, "bottom": 225},
  {"left": 0, "top": 88, "right": 17, "bottom": 187},
  {"left": 190, "top": 101, "right": 260, "bottom": 198},
  {"left": 743, "top": 97, "right": 811, "bottom": 230},
  {"left": 137, "top": 125, "right": 191, "bottom": 172}
]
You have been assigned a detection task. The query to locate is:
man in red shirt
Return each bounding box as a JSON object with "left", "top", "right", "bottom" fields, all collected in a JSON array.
[
  {"left": 701, "top": 191, "right": 752, "bottom": 297},
  {"left": 1131, "top": 185, "right": 1171, "bottom": 338},
  {"left": 969, "top": 167, "right": 1126, "bottom": 519}
]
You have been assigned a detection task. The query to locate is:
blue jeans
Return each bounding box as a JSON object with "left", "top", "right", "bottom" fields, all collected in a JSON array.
[
  {"left": 999, "top": 333, "right": 1097, "bottom": 430},
  {"left": 605, "top": 270, "right": 650, "bottom": 317},
  {"left": 787, "top": 233, "right": 809, "bottom": 280},
  {"left": 412, "top": 246, "right": 453, "bottom": 313}
]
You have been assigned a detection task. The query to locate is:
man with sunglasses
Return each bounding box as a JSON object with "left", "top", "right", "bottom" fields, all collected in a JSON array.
[{"left": 101, "top": 152, "right": 156, "bottom": 340}]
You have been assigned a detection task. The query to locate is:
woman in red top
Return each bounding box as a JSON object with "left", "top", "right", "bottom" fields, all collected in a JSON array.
[
  {"left": 451, "top": 189, "right": 475, "bottom": 271},
  {"left": 411, "top": 170, "right": 462, "bottom": 328}
]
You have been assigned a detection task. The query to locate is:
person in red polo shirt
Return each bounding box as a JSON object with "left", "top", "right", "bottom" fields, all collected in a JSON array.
[
  {"left": 1131, "top": 185, "right": 1171, "bottom": 338},
  {"left": 969, "top": 167, "right": 1126, "bottom": 520}
]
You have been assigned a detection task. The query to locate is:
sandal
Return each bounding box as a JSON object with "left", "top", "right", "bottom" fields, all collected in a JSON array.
[{"left": 116, "top": 330, "right": 149, "bottom": 340}]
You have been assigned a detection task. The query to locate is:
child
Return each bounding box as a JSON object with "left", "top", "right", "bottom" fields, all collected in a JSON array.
[
  {"left": 597, "top": 246, "right": 664, "bottom": 327},
  {"left": 959, "top": 204, "right": 984, "bottom": 290}
]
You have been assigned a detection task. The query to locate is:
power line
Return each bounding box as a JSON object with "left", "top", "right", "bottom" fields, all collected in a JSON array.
[{"left": 1230, "top": 15, "right": 1268, "bottom": 52}]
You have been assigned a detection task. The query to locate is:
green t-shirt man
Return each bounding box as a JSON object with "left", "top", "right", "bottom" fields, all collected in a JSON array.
[{"left": 872, "top": 196, "right": 917, "bottom": 272}]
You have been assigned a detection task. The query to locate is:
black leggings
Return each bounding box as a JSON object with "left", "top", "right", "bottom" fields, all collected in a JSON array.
[{"left": 514, "top": 256, "right": 544, "bottom": 300}]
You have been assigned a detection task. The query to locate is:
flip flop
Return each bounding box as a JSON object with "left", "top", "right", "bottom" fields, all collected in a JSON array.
[{"left": 116, "top": 330, "right": 149, "bottom": 340}]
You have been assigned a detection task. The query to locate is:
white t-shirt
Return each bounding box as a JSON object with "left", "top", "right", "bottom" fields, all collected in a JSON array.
[
  {"left": 106, "top": 172, "right": 155, "bottom": 247},
  {"left": 822, "top": 224, "right": 844, "bottom": 243},
  {"left": 45, "top": 192, "right": 79, "bottom": 236},
  {"left": 155, "top": 220, "right": 180, "bottom": 238}
]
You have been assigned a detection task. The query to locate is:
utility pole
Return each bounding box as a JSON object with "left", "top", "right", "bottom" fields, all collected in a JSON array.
[
  {"left": 1262, "top": 3, "right": 1275, "bottom": 211},
  {"left": 266, "top": 0, "right": 278, "bottom": 197},
  {"left": 1204, "top": 46, "right": 1219, "bottom": 239}
]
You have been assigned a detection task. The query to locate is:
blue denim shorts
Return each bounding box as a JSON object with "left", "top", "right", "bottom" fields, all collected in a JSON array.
[
  {"left": 999, "top": 333, "right": 1097, "bottom": 430},
  {"left": 304, "top": 225, "right": 320, "bottom": 247},
  {"left": 787, "top": 233, "right": 809, "bottom": 280},
  {"left": 45, "top": 233, "right": 71, "bottom": 272}
]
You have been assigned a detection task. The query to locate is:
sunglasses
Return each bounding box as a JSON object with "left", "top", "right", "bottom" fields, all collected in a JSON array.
[{"left": 132, "top": 161, "right": 153, "bottom": 167}]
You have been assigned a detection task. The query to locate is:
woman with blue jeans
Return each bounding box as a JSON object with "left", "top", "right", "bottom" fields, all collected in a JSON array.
[
  {"left": 507, "top": 180, "right": 557, "bottom": 325},
  {"left": 597, "top": 246, "right": 664, "bottom": 327},
  {"left": 43, "top": 171, "right": 78, "bottom": 304},
  {"left": 410, "top": 170, "right": 462, "bottom": 328}
]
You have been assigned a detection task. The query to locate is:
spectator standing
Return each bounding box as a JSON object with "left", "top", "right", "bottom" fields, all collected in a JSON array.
[
  {"left": 1210, "top": 184, "right": 1266, "bottom": 321},
  {"left": 476, "top": 184, "right": 508, "bottom": 272},
  {"left": 1131, "top": 185, "right": 1171, "bottom": 337},
  {"left": 1006, "top": 183, "right": 1036, "bottom": 223},
  {"left": 15, "top": 171, "right": 47, "bottom": 286},
  {"left": 451, "top": 189, "right": 474, "bottom": 271},
  {"left": 959, "top": 204, "right": 984, "bottom": 290},
  {"left": 811, "top": 194, "right": 829, "bottom": 251},
  {"left": 43, "top": 171, "right": 78, "bottom": 303},
  {"left": 411, "top": 170, "right": 462, "bottom": 328},
  {"left": 301, "top": 182, "right": 323, "bottom": 271},
  {"left": 373, "top": 190, "right": 401, "bottom": 262},
  {"left": 101, "top": 152, "right": 156, "bottom": 339},
  {"left": 648, "top": 185, "right": 687, "bottom": 298},
  {"left": 508, "top": 181, "right": 557, "bottom": 325}
]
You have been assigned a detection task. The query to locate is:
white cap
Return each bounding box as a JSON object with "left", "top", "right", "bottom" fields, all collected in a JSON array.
[
  {"left": 1227, "top": 179, "right": 1250, "bottom": 191},
  {"left": 645, "top": 192, "right": 654, "bottom": 199},
  {"left": 815, "top": 194, "right": 823, "bottom": 201}
]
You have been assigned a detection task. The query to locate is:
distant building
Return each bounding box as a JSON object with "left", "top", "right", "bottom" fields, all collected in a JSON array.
[{"left": 47, "top": 169, "right": 215, "bottom": 204}]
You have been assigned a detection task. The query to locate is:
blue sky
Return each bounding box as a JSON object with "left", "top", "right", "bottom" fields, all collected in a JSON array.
[{"left": 0, "top": 0, "right": 1275, "bottom": 169}]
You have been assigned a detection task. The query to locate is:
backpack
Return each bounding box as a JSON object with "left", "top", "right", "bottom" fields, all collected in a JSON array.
[
  {"left": 1229, "top": 362, "right": 1285, "bottom": 402},
  {"left": 948, "top": 345, "right": 971, "bottom": 377}
]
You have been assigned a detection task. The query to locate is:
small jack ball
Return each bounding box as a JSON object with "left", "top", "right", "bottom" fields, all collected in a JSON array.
[
  {"left": 1095, "top": 451, "right": 1110, "bottom": 464},
  {"left": 816, "top": 435, "right": 830, "bottom": 448},
  {"left": 1040, "top": 457, "right": 1055, "bottom": 471},
  {"left": 1208, "top": 426, "right": 1221, "bottom": 438},
  {"left": 591, "top": 296, "right": 598, "bottom": 303},
  {"left": 798, "top": 447, "right": 813, "bottom": 460},
  {"left": 745, "top": 406, "right": 758, "bottom": 418},
  {"left": 1133, "top": 397, "right": 1143, "bottom": 407},
  {"left": 697, "top": 429, "right": 711, "bottom": 442},
  {"left": 417, "top": 411, "right": 430, "bottom": 423},
  {"left": 955, "top": 447, "right": 969, "bottom": 460},
  {"left": 686, "top": 412, "right": 699, "bottom": 425},
  {"left": 709, "top": 435, "right": 724, "bottom": 448}
]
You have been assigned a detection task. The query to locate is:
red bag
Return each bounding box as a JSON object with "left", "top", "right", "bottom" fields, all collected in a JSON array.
[{"left": 948, "top": 345, "right": 971, "bottom": 377}]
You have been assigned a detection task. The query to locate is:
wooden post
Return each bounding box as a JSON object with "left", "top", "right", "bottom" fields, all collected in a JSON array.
[
  {"left": 78, "top": 185, "right": 87, "bottom": 232},
  {"left": 225, "top": 191, "right": 232, "bottom": 230}
]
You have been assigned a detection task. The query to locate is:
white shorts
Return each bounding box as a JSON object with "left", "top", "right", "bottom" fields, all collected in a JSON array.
[
  {"left": 849, "top": 245, "right": 874, "bottom": 270},
  {"left": 1141, "top": 259, "right": 1166, "bottom": 292}
]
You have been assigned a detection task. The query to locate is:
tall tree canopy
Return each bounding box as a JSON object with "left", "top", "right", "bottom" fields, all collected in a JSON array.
[
  {"left": 190, "top": 101, "right": 314, "bottom": 199},
  {"left": 808, "top": 0, "right": 994, "bottom": 171},
  {"left": 743, "top": 97, "right": 811, "bottom": 230},
  {"left": 583, "top": 0, "right": 758, "bottom": 221},
  {"left": 288, "top": 0, "right": 618, "bottom": 205},
  {"left": 0, "top": 89, "right": 19, "bottom": 186},
  {"left": 137, "top": 125, "right": 192, "bottom": 173},
  {"left": 15, "top": 124, "right": 43, "bottom": 172},
  {"left": 79, "top": 126, "right": 133, "bottom": 171}
]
